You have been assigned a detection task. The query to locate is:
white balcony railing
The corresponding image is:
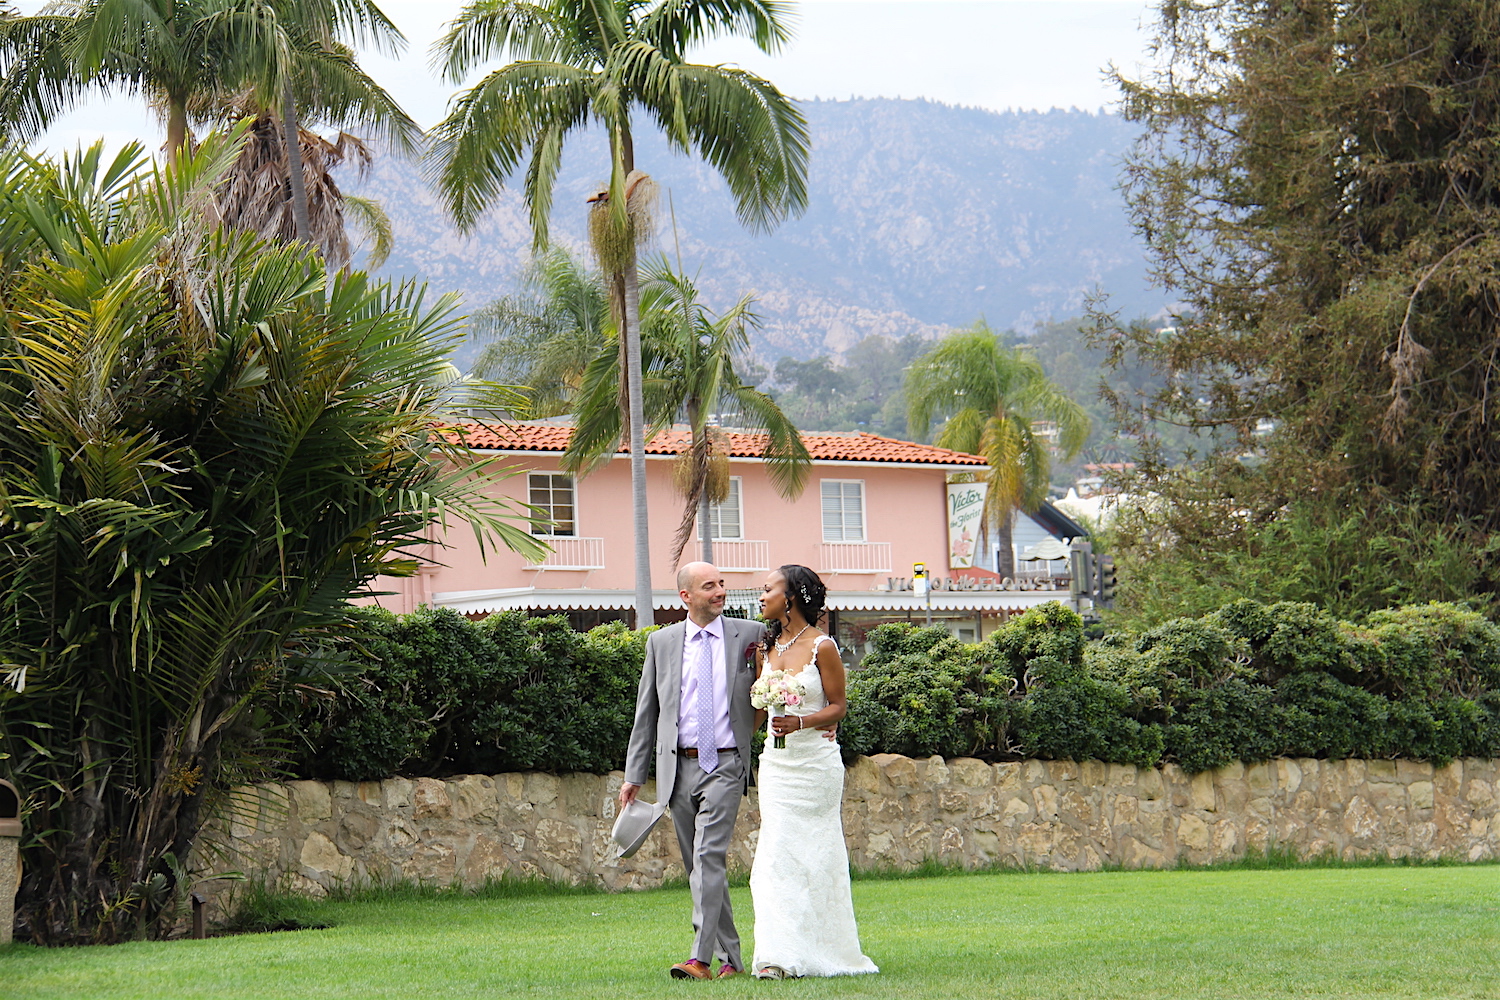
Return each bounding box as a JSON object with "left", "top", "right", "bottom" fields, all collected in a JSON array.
[
  {"left": 525, "top": 536, "right": 605, "bottom": 571},
  {"left": 819, "top": 541, "right": 892, "bottom": 574},
  {"left": 711, "top": 539, "right": 771, "bottom": 572}
]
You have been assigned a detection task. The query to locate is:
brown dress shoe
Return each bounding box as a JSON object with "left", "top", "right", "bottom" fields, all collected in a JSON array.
[
  {"left": 670, "top": 959, "right": 712, "bottom": 980},
  {"left": 716, "top": 964, "right": 742, "bottom": 979}
]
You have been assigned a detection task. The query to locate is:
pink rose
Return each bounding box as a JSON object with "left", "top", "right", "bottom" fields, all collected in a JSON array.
[{"left": 786, "top": 694, "right": 801, "bottom": 706}]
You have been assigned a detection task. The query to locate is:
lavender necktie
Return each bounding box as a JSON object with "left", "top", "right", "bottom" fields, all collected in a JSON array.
[{"left": 694, "top": 630, "right": 719, "bottom": 774}]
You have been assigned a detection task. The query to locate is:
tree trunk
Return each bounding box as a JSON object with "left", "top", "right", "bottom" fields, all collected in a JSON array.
[
  {"left": 995, "top": 508, "right": 1016, "bottom": 579},
  {"left": 612, "top": 271, "right": 630, "bottom": 442},
  {"left": 614, "top": 129, "right": 653, "bottom": 627},
  {"left": 699, "top": 489, "right": 714, "bottom": 563},
  {"left": 281, "top": 79, "right": 311, "bottom": 244},
  {"left": 166, "top": 98, "right": 189, "bottom": 164},
  {"left": 669, "top": 399, "right": 712, "bottom": 571},
  {"left": 623, "top": 247, "right": 653, "bottom": 627}
]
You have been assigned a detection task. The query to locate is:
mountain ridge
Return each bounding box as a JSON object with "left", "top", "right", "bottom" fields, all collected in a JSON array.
[{"left": 338, "top": 98, "right": 1164, "bottom": 364}]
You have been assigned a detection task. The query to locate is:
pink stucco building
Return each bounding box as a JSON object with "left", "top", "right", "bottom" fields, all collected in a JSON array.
[{"left": 373, "top": 420, "right": 1074, "bottom": 660}]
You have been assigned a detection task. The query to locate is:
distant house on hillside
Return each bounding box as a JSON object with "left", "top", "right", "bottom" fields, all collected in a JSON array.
[{"left": 373, "top": 420, "right": 1087, "bottom": 661}]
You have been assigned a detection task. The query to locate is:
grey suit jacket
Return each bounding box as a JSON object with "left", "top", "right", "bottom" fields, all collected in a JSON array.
[{"left": 623, "top": 616, "right": 765, "bottom": 804}]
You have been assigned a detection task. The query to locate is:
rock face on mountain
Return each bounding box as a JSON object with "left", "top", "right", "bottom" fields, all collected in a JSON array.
[{"left": 341, "top": 99, "right": 1160, "bottom": 362}]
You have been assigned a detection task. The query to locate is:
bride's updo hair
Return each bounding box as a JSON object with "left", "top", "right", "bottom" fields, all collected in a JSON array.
[
  {"left": 781, "top": 564, "right": 827, "bottom": 623},
  {"left": 764, "top": 564, "right": 828, "bottom": 648}
]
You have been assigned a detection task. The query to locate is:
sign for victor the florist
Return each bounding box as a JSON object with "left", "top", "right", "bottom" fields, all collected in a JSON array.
[{"left": 946, "top": 482, "right": 988, "bottom": 569}]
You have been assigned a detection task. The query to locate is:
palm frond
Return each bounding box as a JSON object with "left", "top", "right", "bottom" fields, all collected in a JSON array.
[
  {"left": 0, "top": 13, "right": 82, "bottom": 142},
  {"left": 427, "top": 60, "right": 594, "bottom": 235},
  {"left": 638, "top": 0, "right": 796, "bottom": 58},
  {"left": 278, "top": 39, "right": 421, "bottom": 152},
  {"left": 433, "top": 0, "right": 589, "bottom": 81},
  {"left": 653, "top": 62, "right": 807, "bottom": 231},
  {"left": 727, "top": 383, "right": 808, "bottom": 498},
  {"left": 341, "top": 193, "right": 392, "bottom": 269},
  {"left": 933, "top": 406, "right": 987, "bottom": 457}
]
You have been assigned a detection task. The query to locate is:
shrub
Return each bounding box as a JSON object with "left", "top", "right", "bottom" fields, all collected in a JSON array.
[
  {"left": 842, "top": 629, "right": 1014, "bottom": 763},
  {"left": 988, "top": 602, "right": 1085, "bottom": 684},
  {"left": 289, "top": 606, "right": 494, "bottom": 781},
  {"left": 1353, "top": 603, "right": 1500, "bottom": 699},
  {"left": 1207, "top": 600, "right": 1348, "bottom": 681},
  {"left": 1275, "top": 673, "right": 1394, "bottom": 760},
  {"left": 1013, "top": 677, "right": 1165, "bottom": 768},
  {"left": 1130, "top": 617, "right": 1252, "bottom": 711},
  {"left": 282, "top": 597, "right": 1500, "bottom": 781},
  {"left": 1162, "top": 680, "right": 1282, "bottom": 773},
  {"left": 460, "top": 616, "right": 642, "bottom": 774},
  {"left": 286, "top": 610, "right": 645, "bottom": 780}
]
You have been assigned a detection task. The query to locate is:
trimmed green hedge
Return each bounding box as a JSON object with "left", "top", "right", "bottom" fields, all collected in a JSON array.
[
  {"left": 283, "top": 599, "right": 1500, "bottom": 780},
  {"left": 283, "top": 607, "right": 645, "bottom": 780},
  {"left": 834, "top": 599, "right": 1500, "bottom": 770}
]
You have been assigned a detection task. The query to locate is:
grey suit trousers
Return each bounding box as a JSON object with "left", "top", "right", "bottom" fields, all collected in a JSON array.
[{"left": 670, "top": 749, "right": 747, "bottom": 969}]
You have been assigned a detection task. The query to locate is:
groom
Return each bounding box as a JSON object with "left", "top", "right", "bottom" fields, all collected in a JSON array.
[{"left": 619, "top": 561, "right": 763, "bottom": 980}]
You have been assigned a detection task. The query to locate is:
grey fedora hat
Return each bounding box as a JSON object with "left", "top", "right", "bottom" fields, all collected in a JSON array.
[{"left": 611, "top": 798, "right": 666, "bottom": 858}]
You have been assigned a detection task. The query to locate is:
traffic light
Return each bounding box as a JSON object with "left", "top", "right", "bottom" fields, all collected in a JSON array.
[
  {"left": 1068, "top": 544, "right": 1093, "bottom": 599},
  {"left": 1095, "top": 554, "right": 1117, "bottom": 607}
]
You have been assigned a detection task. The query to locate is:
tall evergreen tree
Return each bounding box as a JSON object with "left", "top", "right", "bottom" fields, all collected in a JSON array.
[{"left": 1102, "top": 0, "right": 1500, "bottom": 614}]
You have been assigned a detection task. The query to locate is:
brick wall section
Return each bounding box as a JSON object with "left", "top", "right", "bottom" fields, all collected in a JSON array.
[{"left": 202, "top": 756, "right": 1500, "bottom": 901}]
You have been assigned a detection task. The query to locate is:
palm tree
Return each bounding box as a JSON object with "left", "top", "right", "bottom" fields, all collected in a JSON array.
[
  {"left": 231, "top": 0, "right": 415, "bottom": 245},
  {"left": 468, "top": 246, "right": 613, "bottom": 417},
  {"left": 431, "top": 0, "right": 809, "bottom": 626},
  {"left": 565, "top": 257, "right": 809, "bottom": 569},
  {"left": 0, "top": 1, "right": 417, "bottom": 263},
  {"left": 213, "top": 113, "right": 396, "bottom": 270},
  {"left": 0, "top": 134, "right": 543, "bottom": 944},
  {"left": 906, "top": 322, "right": 1091, "bottom": 578}
]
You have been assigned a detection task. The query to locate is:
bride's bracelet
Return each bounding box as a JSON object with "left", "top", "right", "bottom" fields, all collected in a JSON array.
[{"left": 797, "top": 717, "right": 804, "bottom": 731}]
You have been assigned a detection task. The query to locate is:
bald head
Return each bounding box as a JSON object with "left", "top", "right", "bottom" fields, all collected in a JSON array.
[
  {"left": 677, "top": 561, "right": 714, "bottom": 591},
  {"left": 678, "top": 561, "right": 726, "bottom": 626}
]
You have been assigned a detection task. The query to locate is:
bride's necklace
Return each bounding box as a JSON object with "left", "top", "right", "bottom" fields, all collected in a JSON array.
[{"left": 772, "top": 623, "right": 811, "bottom": 656}]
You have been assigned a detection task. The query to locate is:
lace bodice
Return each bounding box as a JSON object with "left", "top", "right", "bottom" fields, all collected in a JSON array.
[{"left": 771, "top": 634, "right": 831, "bottom": 719}]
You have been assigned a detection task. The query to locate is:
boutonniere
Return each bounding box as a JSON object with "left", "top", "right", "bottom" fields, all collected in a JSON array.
[{"left": 743, "top": 643, "right": 759, "bottom": 666}]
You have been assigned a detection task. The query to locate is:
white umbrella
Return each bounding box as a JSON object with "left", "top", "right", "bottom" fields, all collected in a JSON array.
[{"left": 1020, "top": 537, "right": 1070, "bottom": 561}]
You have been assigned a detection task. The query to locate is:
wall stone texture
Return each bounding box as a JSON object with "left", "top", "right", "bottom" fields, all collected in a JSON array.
[
  {"left": 0, "top": 839, "right": 16, "bottom": 944},
  {"left": 201, "top": 756, "right": 1500, "bottom": 906}
]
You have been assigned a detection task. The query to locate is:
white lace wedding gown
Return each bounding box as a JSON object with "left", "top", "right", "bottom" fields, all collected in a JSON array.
[{"left": 750, "top": 635, "right": 878, "bottom": 977}]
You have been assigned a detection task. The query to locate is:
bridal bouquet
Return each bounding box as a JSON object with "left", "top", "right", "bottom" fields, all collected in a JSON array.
[{"left": 751, "top": 669, "right": 807, "bottom": 748}]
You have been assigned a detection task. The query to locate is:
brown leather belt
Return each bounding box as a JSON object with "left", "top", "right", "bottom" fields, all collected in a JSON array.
[{"left": 677, "top": 747, "right": 738, "bottom": 758}]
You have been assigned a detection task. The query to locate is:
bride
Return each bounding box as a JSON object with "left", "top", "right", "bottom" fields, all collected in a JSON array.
[{"left": 750, "top": 564, "right": 878, "bottom": 979}]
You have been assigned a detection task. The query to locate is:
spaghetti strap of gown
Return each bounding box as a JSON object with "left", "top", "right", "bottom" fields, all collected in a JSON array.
[{"left": 750, "top": 635, "right": 878, "bottom": 977}]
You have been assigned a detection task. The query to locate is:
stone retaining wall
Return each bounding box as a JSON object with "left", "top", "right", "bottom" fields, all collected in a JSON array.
[
  {"left": 0, "top": 839, "right": 16, "bottom": 944},
  {"left": 207, "top": 756, "right": 1500, "bottom": 900}
]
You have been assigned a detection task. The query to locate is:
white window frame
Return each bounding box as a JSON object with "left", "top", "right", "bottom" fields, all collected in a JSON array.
[
  {"left": 527, "top": 472, "right": 577, "bottom": 537},
  {"left": 699, "top": 476, "right": 744, "bottom": 541},
  {"left": 820, "top": 479, "right": 866, "bottom": 542}
]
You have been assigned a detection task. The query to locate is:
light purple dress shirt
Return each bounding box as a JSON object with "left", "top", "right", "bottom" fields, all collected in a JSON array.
[{"left": 678, "top": 616, "right": 735, "bottom": 750}]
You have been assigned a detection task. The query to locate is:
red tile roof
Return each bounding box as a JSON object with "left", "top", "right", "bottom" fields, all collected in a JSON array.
[{"left": 442, "top": 421, "right": 987, "bottom": 467}]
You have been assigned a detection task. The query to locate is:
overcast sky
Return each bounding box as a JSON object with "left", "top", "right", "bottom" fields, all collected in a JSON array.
[{"left": 15, "top": 0, "right": 1159, "bottom": 153}]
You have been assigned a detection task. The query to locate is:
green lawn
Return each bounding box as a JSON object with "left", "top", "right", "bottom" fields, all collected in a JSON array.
[{"left": 2, "top": 866, "right": 1498, "bottom": 999}]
